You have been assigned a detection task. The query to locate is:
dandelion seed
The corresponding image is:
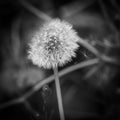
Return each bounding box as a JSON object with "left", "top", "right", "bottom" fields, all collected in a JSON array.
[{"left": 28, "top": 19, "right": 79, "bottom": 69}]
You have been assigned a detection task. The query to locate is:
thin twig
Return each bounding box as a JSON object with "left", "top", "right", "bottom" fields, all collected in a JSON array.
[
  {"left": 78, "top": 39, "right": 120, "bottom": 66},
  {"left": 78, "top": 39, "right": 100, "bottom": 57},
  {"left": 20, "top": 0, "right": 52, "bottom": 21},
  {"left": 98, "top": 0, "right": 120, "bottom": 46},
  {"left": 0, "top": 97, "right": 24, "bottom": 109},
  {"left": 11, "top": 17, "right": 21, "bottom": 61},
  {"left": 0, "top": 58, "right": 99, "bottom": 110},
  {"left": 100, "top": 54, "right": 118, "bottom": 65},
  {"left": 23, "top": 100, "right": 40, "bottom": 119},
  {"left": 85, "top": 64, "right": 102, "bottom": 78}
]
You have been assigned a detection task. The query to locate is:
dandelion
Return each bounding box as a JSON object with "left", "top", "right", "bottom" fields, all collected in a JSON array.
[
  {"left": 28, "top": 19, "right": 79, "bottom": 69},
  {"left": 28, "top": 19, "right": 79, "bottom": 120}
]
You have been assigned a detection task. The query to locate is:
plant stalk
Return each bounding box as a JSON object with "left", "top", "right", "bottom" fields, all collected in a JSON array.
[{"left": 53, "top": 67, "right": 65, "bottom": 120}]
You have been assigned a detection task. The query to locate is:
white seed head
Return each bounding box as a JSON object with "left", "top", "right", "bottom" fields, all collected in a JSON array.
[{"left": 28, "top": 19, "right": 79, "bottom": 69}]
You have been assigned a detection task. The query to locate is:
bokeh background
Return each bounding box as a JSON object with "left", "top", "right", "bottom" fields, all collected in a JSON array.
[{"left": 0, "top": 0, "right": 120, "bottom": 120}]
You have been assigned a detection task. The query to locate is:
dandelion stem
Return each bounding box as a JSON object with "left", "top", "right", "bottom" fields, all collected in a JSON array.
[{"left": 53, "top": 67, "right": 65, "bottom": 120}]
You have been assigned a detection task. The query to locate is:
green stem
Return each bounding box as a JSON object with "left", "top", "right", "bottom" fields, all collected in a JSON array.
[{"left": 53, "top": 67, "right": 65, "bottom": 120}]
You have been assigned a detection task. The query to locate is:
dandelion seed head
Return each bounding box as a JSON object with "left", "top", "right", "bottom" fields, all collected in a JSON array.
[{"left": 28, "top": 19, "right": 80, "bottom": 69}]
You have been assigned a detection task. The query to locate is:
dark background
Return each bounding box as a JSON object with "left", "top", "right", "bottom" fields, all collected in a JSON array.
[{"left": 0, "top": 0, "right": 120, "bottom": 120}]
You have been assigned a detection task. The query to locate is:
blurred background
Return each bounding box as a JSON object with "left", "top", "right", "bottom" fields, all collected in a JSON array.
[{"left": 0, "top": 0, "right": 120, "bottom": 120}]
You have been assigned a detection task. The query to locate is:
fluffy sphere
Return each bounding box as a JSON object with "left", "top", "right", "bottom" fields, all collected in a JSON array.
[{"left": 28, "top": 19, "right": 79, "bottom": 69}]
